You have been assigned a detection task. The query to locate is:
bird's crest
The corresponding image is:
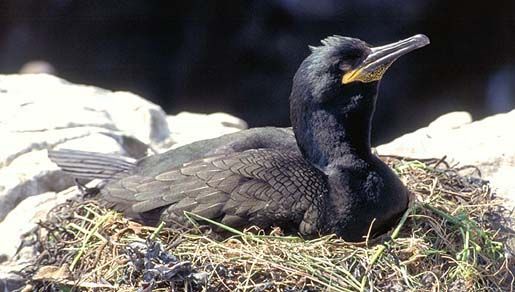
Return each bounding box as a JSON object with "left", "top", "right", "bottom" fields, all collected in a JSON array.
[{"left": 309, "top": 35, "right": 369, "bottom": 52}]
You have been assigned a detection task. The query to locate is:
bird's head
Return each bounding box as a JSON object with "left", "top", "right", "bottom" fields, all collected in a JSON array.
[
  {"left": 292, "top": 34, "right": 430, "bottom": 105},
  {"left": 290, "top": 34, "right": 430, "bottom": 166}
]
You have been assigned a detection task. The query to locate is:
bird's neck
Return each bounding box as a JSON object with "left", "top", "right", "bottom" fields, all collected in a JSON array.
[{"left": 291, "top": 85, "right": 378, "bottom": 170}]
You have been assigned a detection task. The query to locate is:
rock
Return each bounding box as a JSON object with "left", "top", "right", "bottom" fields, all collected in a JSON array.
[
  {"left": 19, "top": 60, "right": 56, "bottom": 75},
  {"left": 0, "top": 74, "right": 171, "bottom": 221},
  {"left": 0, "top": 74, "right": 169, "bottom": 156},
  {"left": 0, "top": 150, "right": 75, "bottom": 222},
  {"left": 427, "top": 111, "right": 472, "bottom": 129},
  {"left": 377, "top": 110, "right": 515, "bottom": 205},
  {"left": 166, "top": 111, "right": 248, "bottom": 148}
]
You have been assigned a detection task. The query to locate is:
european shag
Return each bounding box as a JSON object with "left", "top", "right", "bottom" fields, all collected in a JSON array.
[{"left": 49, "top": 34, "right": 430, "bottom": 241}]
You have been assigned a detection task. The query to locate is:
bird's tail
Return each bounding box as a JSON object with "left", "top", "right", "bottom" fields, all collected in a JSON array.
[{"left": 48, "top": 149, "right": 138, "bottom": 180}]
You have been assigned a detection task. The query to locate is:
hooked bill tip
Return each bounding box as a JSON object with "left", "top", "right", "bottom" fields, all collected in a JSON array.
[{"left": 412, "top": 34, "right": 430, "bottom": 46}]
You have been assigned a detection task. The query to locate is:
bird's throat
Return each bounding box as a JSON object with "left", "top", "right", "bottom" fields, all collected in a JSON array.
[
  {"left": 291, "top": 87, "right": 378, "bottom": 170},
  {"left": 302, "top": 110, "right": 373, "bottom": 169}
]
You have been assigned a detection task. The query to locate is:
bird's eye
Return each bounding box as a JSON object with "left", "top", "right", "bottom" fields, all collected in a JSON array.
[
  {"left": 338, "top": 62, "right": 353, "bottom": 72},
  {"left": 338, "top": 52, "right": 363, "bottom": 72}
]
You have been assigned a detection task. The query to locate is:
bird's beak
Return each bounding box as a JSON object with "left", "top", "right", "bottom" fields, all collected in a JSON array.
[{"left": 342, "top": 34, "right": 430, "bottom": 84}]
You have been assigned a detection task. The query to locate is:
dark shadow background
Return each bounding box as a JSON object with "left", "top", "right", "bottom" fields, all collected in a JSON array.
[{"left": 1, "top": 0, "right": 514, "bottom": 144}]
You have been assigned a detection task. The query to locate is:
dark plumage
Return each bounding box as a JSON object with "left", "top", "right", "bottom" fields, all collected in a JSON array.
[{"left": 49, "top": 34, "right": 429, "bottom": 241}]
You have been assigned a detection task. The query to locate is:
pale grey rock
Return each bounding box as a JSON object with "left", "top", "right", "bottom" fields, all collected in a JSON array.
[
  {"left": 55, "top": 132, "right": 127, "bottom": 153},
  {"left": 166, "top": 111, "right": 248, "bottom": 149},
  {"left": 0, "top": 150, "right": 76, "bottom": 221},
  {"left": 427, "top": 111, "right": 472, "bottom": 129},
  {"left": 19, "top": 60, "right": 56, "bottom": 75},
  {"left": 0, "top": 74, "right": 171, "bottom": 221},
  {"left": 0, "top": 74, "right": 170, "bottom": 152},
  {"left": 377, "top": 110, "right": 515, "bottom": 205}
]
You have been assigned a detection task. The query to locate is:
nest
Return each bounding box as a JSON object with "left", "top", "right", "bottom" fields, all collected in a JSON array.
[{"left": 19, "top": 156, "right": 514, "bottom": 291}]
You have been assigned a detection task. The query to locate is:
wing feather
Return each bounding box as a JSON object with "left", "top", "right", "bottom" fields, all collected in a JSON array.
[{"left": 100, "top": 148, "right": 327, "bottom": 234}]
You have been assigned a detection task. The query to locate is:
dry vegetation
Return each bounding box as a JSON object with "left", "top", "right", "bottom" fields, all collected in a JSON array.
[{"left": 20, "top": 156, "right": 514, "bottom": 291}]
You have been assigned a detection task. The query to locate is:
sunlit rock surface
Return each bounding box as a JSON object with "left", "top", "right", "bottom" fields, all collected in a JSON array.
[
  {"left": 0, "top": 74, "right": 169, "bottom": 222},
  {"left": 167, "top": 112, "right": 247, "bottom": 148},
  {"left": 377, "top": 110, "right": 515, "bottom": 205}
]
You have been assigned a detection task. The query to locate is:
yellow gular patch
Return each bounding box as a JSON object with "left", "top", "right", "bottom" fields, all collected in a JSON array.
[{"left": 341, "top": 63, "right": 392, "bottom": 84}]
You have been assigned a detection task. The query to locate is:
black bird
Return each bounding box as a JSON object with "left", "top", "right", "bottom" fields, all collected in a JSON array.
[{"left": 49, "top": 34, "right": 430, "bottom": 241}]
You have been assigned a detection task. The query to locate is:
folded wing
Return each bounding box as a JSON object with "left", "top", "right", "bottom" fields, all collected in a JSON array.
[{"left": 103, "top": 149, "right": 327, "bottom": 234}]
